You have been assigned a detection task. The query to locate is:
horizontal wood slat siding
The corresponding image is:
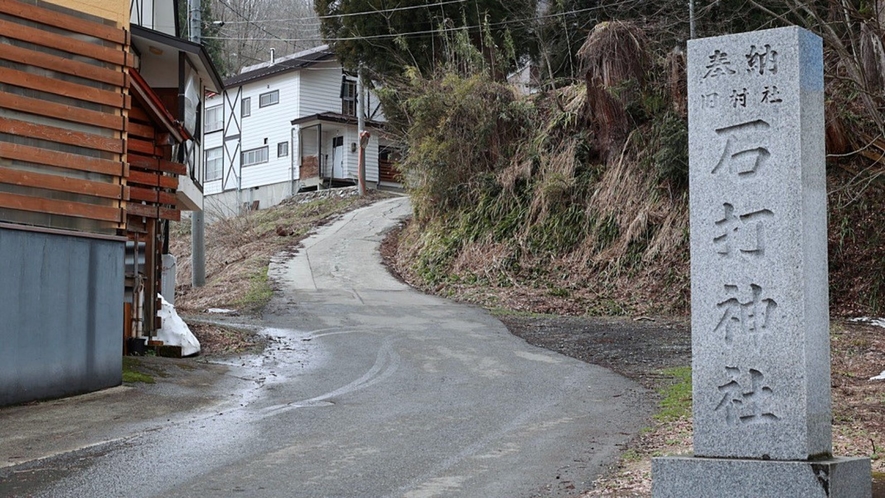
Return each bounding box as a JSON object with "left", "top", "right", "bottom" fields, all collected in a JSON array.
[
  {"left": 125, "top": 91, "right": 187, "bottom": 223},
  {"left": 0, "top": 42, "right": 125, "bottom": 87},
  {"left": 127, "top": 204, "right": 179, "bottom": 221},
  {"left": 0, "top": 142, "right": 125, "bottom": 177},
  {"left": 0, "top": 167, "right": 126, "bottom": 200},
  {"left": 128, "top": 170, "right": 178, "bottom": 190},
  {"left": 126, "top": 203, "right": 181, "bottom": 221},
  {"left": 0, "top": 92, "right": 123, "bottom": 130},
  {"left": 378, "top": 160, "right": 401, "bottom": 183},
  {"left": 0, "top": 192, "right": 123, "bottom": 222},
  {"left": 127, "top": 106, "right": 151, "bottom": 123},
  {"left": 0, "top": 67, "right": 127, "bottom": 109},
  {"left": 159, "top": 159, "right": 187, "bottom": 175},
  {"left": 0, "top": 18, "right": 126, "bottom": 66},
  {"left": 128, "top": 154, "right": 187, "bottom": 175},
  {"left": 127, "top": 121, "right": 156, "bottom": 139},
  {"left": 128, "top": 137, "right": 159, "bottom": 156},
  {"left": 128, "top": 186, "right": 176, "bottom": 205},
  {"left": 160, "top": 207, "right": 180, "bottom": 221},
  {"left": 0, "top": 117, "right": 124, "bottom": 154},
  {"left": 125, "top": 202, "right": 157, "bottom": 219},
  {"left": 0, "top": 0, "right": 127, "bottom": 233},
  {"left": 0, "top": 0, "right": 127, "bottom": 44}
]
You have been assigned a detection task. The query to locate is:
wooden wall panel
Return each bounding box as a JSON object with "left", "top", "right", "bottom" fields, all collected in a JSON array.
[
  {"left": 0, "top": 0, "right": 127, "bottom": 44},
  {"left": 0, "top": 18, "right": 126, "bottom": 66},
  {"left": 0, "top": 0, "right": 127, "bottom": 234},
  {"left": 0, "top": 67, "right": 127, "bottom": 109},
  {"left": 0, "top": 167, "right": 126, "bottom": 200}
]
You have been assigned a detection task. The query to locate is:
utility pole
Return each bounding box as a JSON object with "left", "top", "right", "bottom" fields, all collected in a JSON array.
[
  {"left": 188, "top": 0, "right": 206, "bottom": 287},
  {"left": 689, "top": 0, "right": 696, "bottom": 39},
  {"left": 356, "top": 66, "right": 367, "bottom": 196}
]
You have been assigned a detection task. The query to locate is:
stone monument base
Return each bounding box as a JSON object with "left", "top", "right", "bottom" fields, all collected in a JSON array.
[{"left": 652, "top": 455, "right": 871, "bottom": 498}]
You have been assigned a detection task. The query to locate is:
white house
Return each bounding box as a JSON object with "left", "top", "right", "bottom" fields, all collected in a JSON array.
[{"left": 203, "top": 45, "right": 399, "bottom": 215}]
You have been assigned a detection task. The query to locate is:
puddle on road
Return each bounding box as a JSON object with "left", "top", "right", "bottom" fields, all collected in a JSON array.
[{"left": 208, "top": 327, "right": 329, "bottom": 408}]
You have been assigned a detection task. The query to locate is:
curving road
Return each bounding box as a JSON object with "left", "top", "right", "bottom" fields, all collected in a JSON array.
[{"left": 7, "top": 196, "right": 653, "bottom": 498}]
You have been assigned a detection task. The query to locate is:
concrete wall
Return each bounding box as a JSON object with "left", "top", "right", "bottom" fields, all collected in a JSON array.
[
  {"left": 0, "top": 226, "right": 124, "bottom": 407},
  {"left": 204, "top": 181, "right": 294, "bottom": 221}
]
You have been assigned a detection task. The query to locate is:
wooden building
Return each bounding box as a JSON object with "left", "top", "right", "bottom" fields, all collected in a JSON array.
[{"left": 0, "top": 0, "right": 221, "bottom": 405}]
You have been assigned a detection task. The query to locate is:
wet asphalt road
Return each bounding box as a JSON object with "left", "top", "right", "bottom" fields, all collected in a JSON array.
[{"left": 3, "top": 196, "right": 652, "bottom": 497}]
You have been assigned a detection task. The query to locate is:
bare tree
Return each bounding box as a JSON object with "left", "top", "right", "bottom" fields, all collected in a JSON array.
[{"left": 210, "top": 0, "right": 321, "bottom": 76}]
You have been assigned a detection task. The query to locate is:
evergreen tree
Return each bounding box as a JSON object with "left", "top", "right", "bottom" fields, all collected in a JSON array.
[
  {"left": 178, "top": 0, "right": 232, "bottom": 77},
  {"left": 315, "top": 0, "right": 537, "bottom": 79}
]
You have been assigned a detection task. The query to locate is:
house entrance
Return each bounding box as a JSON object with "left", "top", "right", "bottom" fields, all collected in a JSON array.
[{"left": 331, "top": 136, "right": 345, "bottom": 179}]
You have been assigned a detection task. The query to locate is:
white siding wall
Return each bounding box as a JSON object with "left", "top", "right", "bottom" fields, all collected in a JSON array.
[
  {"left": 341, "top": 128, "right": 380, "bottom": 183},
  {"left": 239, "top": 72, "right": 300, "bottom": 189},
  {"left": 366, "top": 136, "right": 379, "bottom": 183},
  {"left": 343, "top": 127, "right": 357, "bottom": 179},
  {"left": 130, "top": 0, "right": 176, "bottom": 35},
  {"left": 205, "top": 54, "right": 390, "bottom": 211},
  {"left": 365, "top": 89, "right": 386, "bottom": 122},
  {"left": 202, "top": 93, "right": 225, "bottom": 195},
  {"left": 299, "top": 60, "right": 345, "bottom": 117},
  {"left": 138, "top": 55, "right": 178, "bottom": 87}
]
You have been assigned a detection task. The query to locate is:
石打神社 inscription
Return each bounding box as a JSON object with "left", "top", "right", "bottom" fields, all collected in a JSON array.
[{"left": 689, "top": 26, "right": 829, "bottom": 461}]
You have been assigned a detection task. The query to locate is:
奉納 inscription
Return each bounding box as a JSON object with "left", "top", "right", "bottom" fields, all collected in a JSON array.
[
  {"left": 701, "top": 43, "right": 781, "bottom": 82},
  {"left": 704, "top": 49, "right": 737, "bottom": 79},
  {"left": 745, "top": 44, "right": 778, "bottom": 75}
]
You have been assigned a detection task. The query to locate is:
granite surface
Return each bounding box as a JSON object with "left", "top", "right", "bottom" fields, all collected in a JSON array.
[
  {"left": 652, "top": 455, "right": 872, "bottom": 498},
  {"left": 687, "top": 26, "right": 830, "bottom": 460}
]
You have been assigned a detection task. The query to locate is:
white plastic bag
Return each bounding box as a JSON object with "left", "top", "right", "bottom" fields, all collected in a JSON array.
[{"left": 156, "top": 294, "right": 201, "bottom": 356}]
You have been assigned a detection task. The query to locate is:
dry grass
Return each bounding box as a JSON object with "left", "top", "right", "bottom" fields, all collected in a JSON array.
[
  {"left": 187, "top": 322, "right": 265, "bottom": 356},
  {"left": 169, "top": 188, "right": 393, "bottom": 314},
  {"left": 579, "top": 21, "right": 650, "bottom": 160}
]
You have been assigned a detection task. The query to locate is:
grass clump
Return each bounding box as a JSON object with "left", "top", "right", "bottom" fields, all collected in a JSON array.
[
  {"left": 122, "top": 357, "right": 155, "bottom": 384},
  {"left": 655, "top": 366, "right": 691, "bottom": 422},
  {"left": 238, "top": 265, "right": 274, "bottom": 312}
]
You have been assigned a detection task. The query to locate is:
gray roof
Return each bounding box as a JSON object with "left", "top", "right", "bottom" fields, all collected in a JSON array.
[{"left": 225, "top": 49, "right": 336, "bottom": 87}]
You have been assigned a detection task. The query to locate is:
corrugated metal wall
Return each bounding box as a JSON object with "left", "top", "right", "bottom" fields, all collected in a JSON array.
[{"left": 0, "top": 226, "right": 124, "bottom": 406}]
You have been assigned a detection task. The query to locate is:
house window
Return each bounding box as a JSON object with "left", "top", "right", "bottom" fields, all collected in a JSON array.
[
  {"left": 278, "top": 141, "right": 289, "bottom": 157},
  {"left": 205, "top": 105, "right": 223, "bottom": 133},
  {"left": 242, "top": 146, "right": 269, "bottom": 167},
  {"left": 242, "top": 97, "right": 251, "bottom": 117},
  {"left": 341, "top": 78, "right": 356, "bottom": 116},
  {"left": 205, "top": 147, "right": 223, "bottom": 181},
  {"left": 259, "top": 90, "right": 279, "bottom": 108}
]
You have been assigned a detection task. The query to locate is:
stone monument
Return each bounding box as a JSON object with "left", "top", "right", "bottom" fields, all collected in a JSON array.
[{"left": 652, "top": 26, "right": 872, "bottom": 497}]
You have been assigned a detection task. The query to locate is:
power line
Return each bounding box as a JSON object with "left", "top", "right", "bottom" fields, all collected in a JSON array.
[
  {"left": 210, "top": 0, "right": 621, "bottom": 31},
  {"left": 218, "top": 0, "right": 468, "bottom": 24},
  {"left": 215, "top": 0, "right": 294, "bottom": 47},
  {"left": 204, "top": 4, "right": 615, "bottom": 44}
]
